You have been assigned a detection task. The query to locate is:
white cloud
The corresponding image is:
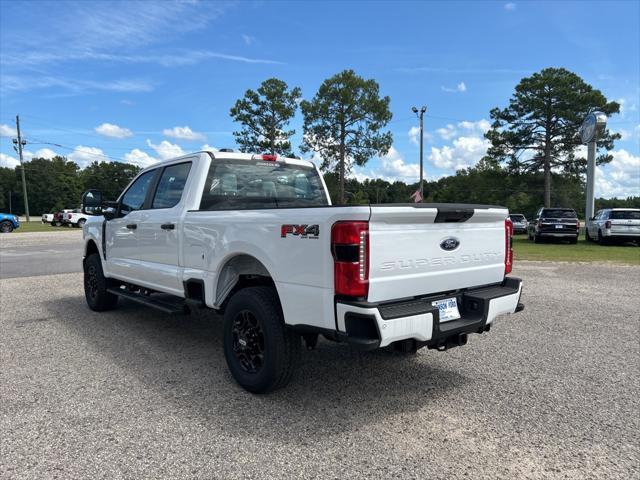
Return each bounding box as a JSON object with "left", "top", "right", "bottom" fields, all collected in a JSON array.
[
  {"left": 124, "top": 149, "right": 157, "bottom": 168},
  {"left": 436, "top": 124, "right": 458, "bottom": 141},
  {"left": 146, "top": 139, "right": 185, "bottom": 160},
  {"left": 95, "top": 122, "right": 133, "bottom": 138},
  {"left": 68, "top": 145, "right": 108, "bottom": 167},
  {"left": 162, "top": 126, "right": 206, "bottom": 142},
  {"left": 408, "top": 126, "right": 420, "bottom": 146},
  {"left": 617, "top": 98, "right": 638, "bottom": 119},
  {"left": 242, "top": 34, "right": 256, "bottom": 45},
  {"left": 435, "top": 119, "right": 491, "bottom": 140},
  {"left": 0, "top": 124, "right": 17, "bottom": 137},
  {"left": 595, "top": 149, "right": 640, "bottom": 198},
  {"left": 1, "top": 75, "right": 154, "bottom": 94},
  {"left": 0, "top": 153, "right": 20, "bottom": 168},
  {"left": 33, "top": 148, "right": 57, "bottom": 159},
  {"left": 504, "top": 2, "right": 517, "bottom": 10},
  {"left": 201, "top": 144, "right": 218, "bottom": 152},
  {"left": 351, "top": 147, "right": 423, "bottom": 183},
  {"left": 429, "top": 136, "right": 490, "bottom": 171},
  {"left": 441, "top": 82, "right": 467, "bottom": 93}
]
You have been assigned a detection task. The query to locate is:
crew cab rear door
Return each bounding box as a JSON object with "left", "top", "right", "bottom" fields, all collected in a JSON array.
[{"left": 367, "top": 204, "right": 508, "bottom": 303}]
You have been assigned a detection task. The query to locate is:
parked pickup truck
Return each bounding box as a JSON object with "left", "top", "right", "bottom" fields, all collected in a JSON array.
[
  {"left": 63, "top": 209, "right": 89, "bottom": 228},
  {"left": 81, "top": 151, "right": 524, "bottom": 393}
]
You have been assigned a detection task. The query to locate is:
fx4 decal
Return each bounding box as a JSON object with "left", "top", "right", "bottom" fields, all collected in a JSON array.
[{"left": 281, "top": 224, "right": 320, "bottom": 239}]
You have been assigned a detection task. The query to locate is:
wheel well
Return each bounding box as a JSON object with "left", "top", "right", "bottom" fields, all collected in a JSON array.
[
  {"left": 215, "top": 254, "right": 276, "bottom": 311},
  {"left": 84, "top": 240, "right": 99, "bottom": 262}
]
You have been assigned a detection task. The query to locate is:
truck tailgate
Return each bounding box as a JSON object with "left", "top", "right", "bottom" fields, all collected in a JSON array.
[{"left": 367, "top": 205, "right": 508, "bottom": 303}]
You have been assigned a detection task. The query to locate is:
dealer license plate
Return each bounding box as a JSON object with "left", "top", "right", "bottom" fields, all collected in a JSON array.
[
  {"left": 432, "top": 297, "right": 461, "bottom": 323},
  {"left": 555, "top": 224, "right": 563, "bottom": 229}
]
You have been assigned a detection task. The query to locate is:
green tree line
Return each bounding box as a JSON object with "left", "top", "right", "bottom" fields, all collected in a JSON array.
[{"left": 0, "top": 158, "right": 140, "bottom": 215}]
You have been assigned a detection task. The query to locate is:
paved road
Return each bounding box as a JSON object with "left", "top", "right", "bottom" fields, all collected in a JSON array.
[
  {"left": 0, "top": 231, "right": 83, "bottom": 279},
  {"left": 1, "top": 235, "right": 639, "bottom": 479}
]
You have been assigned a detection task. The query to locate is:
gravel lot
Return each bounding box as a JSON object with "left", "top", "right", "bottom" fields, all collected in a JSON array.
[{"left": 1, "top": 239, "right": 639, "bottom": 478}]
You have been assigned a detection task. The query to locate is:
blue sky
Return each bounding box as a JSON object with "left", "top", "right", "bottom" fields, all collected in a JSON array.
[{"left": 1, "top": 0, "right": 638, "bottom": 198}]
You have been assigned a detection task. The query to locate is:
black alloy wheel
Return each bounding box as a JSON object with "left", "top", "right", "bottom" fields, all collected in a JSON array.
[{"left": 231, "top": 310, "right": 265, "bottom": 374}]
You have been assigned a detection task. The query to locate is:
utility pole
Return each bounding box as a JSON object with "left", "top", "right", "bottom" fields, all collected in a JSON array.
[
  {"left": 13, "top": 115, "right": 30, "bottom": 222},
  {"left": 412, "top": 106, "right": 427, "bottom": 201},
  {"left": 579, "top": 112, "right": 607, "bottom": 221}
]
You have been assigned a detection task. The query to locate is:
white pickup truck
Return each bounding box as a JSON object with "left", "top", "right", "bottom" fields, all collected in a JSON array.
[
  {"left": 81, "top": 151, "right": 524, "bottom": 393},
  {"left": 63, "top": 209, "right": 89, "bottom": 228}
]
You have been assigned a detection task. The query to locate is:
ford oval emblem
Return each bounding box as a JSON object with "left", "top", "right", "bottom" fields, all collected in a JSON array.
[{"left": 440, "top": 237, "right": 460, "bottom": 251}]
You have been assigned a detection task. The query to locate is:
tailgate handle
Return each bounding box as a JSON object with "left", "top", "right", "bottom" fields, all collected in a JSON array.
[
  {"left": 434, "top": 208, "right": 474, "bottom": 223},
  {"left": 161, "top": 223, "right": 175, "bottom": 230},
  {"left": 126, "top": 224, "right": 137, "bottom": 230}
]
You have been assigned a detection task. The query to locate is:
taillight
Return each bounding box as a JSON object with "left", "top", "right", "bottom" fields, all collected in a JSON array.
[
  {"left": 331, "top": 221, "right": 369, "bottom": 298},
  {"left": 605, "top": 220, "right": 611, "bottom": 229},
  {"left": 505, "top": 218, "right": 513, "bottom": 275},
  {"left": 67, "top": 213, "right": 72, "bottom": 219}
]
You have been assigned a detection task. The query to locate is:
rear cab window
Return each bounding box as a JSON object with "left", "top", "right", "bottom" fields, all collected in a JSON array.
[{"left": 199, "top": 158, "right": 328, "bottom": 210}]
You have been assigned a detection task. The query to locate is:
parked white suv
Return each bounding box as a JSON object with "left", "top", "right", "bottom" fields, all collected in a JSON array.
[
  {"left": 585, "top": 208, "right": 640, "bottom": 245},
  {"left": 81, "top": 151, "right": 524, "bottom": 393}
]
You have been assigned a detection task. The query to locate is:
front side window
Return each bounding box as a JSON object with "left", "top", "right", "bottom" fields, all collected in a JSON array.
[
  {"left": 199, "top": 159, "right": 328, "bottom": 210},
  {"left": 152, "top": 162, "right": 192, "bottom": 209},
  {"left": 120, "top": 170, "right": 156, "bottom": 215}
]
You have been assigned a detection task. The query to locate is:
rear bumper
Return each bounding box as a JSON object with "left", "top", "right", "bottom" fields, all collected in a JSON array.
[
  {"left": 603, "top": 231, "right": 640, "bottom": 239},
  {"left": 330, "top": 277, "right": 523, "bottom": 350},
  {"left": 538, "top": 231, "right": 578, "bottom": 238}
]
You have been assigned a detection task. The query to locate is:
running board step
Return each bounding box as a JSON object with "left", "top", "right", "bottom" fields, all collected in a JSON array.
[{"left": 107, "top": 288, "right": 188, "bottom": 315}]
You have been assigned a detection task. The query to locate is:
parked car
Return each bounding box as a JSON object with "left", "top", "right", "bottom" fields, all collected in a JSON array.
[
  {"left": 508, "top": 214, "right": 528, "bottom": 234},
  {"left": 51, "top": 208, "right": 73, "bottom": 227},
  {"left": 63, "top": 209, "right": 89, "bottom": 228},
  {"left": 0, "top": 213, "right": 20, "bottom": 233},
  {"left": 42, "top": 213, "right": 54, "bottom": 224},
  {"left": 527, "top": 207, "right": 579, "bottom": 244},
  {"left": 52, "top": 209, "right": 73, "bottom": 226},
  {"left": 585, "top": 208, "right": 640, "bottom": 245},
  {"left": 81, "top": 151, "right": 524, "bottom": 393}
]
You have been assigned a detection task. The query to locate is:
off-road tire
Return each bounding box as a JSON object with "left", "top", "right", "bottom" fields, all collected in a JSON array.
[
  {"left": 223, "top": 286, "right": 301, "bottom": 393},
  {"left": 84, "top": 253, "right": 118, "bottom": 311}
]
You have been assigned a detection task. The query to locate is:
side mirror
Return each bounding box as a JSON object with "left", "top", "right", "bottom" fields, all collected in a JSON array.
[
  {"left": 102, "top": 201, "right": 119, "bottom": 221},
  {"left": 81, "top": 189, "right": 103, "bottom": 215}
]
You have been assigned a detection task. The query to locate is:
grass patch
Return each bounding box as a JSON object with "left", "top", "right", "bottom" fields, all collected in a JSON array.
[
  {"left": 14, "top": 222, "right": 79, "bottom": 233},
  {"left": 513, "top": 234, "right": 639, "bottom": 265}
]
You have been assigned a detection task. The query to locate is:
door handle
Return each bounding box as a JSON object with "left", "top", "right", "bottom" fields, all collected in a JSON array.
[
  {"left": 126, "top": 224, "right": 137, "bottom": 230},
  {"left": 161, "top": 223, "right": 175, "bottom": 230}
]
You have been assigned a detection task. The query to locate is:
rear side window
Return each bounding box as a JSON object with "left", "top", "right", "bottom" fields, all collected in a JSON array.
[
  {"left": 120, "top": 169, "right": 156, "bottom": 215},
  {"left": 509, "top": 215, "right": 525, "bottom": 221},
  {"left": 152, "top": 162, "right": 192, "bottom": 209},
  {"left": 199, "top": 159, "right": 328, "bottom": 210},
  {"left": 542, "top": 209, "right": 577, "bottom": 218},
  {"left": 609, "top": 210, "right": 640, "bottom": 220}
]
